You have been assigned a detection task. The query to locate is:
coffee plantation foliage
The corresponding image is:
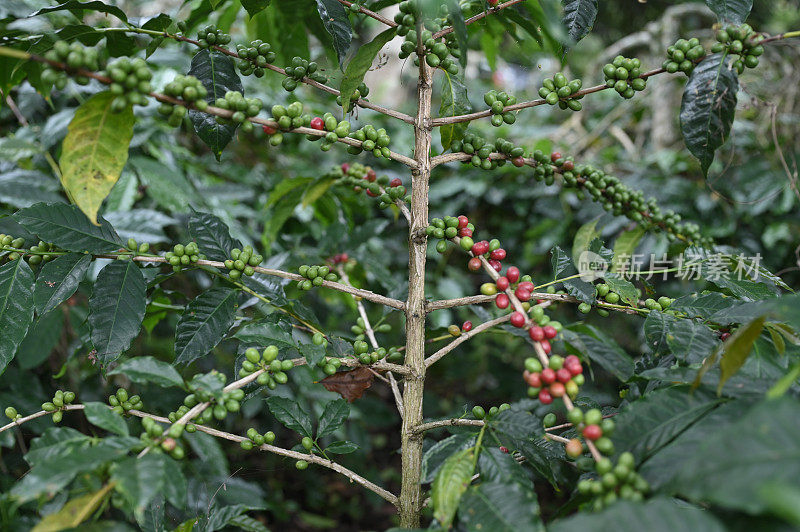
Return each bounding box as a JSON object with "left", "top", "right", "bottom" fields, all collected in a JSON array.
[{"left": 1, "top": 0, "right": 800, "bottom": 530}]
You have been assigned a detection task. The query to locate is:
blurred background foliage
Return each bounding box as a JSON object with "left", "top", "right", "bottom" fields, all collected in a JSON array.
[{"left": 1, "top": 0, "right": 799, "bottom": 529}]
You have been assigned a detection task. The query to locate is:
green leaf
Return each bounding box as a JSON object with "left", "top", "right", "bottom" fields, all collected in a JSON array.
[
  {"left": 83, "top": 401, "right": 129, "bottom": 436},
  {"left": 458, "top": 481, "right": 542, "bottom": 532},
  {"left": 704, "top": 0, "right": 752, "bottom": 23},
  {"left": 111, "top": 455, "right": 168, "bottom": 519},
  {"left": 34, "top": 253, "right": 91, "bottom": 315},
  {"left": 446, "top": 0, "right": 468, "bottom": 67},
  {"left": 241, "top": 0, "right": 271, "bottom": 17},
  {"left": 421, "top": 433, "right": 476, "bottom": 483},
  {"left": 13, "top": 202, "right": 123, "bottom": 253},
  {"left": 31, "top": 484, "right": 115, "bottom": 532},
  {"left": 671, "top": 292, "right": 737, "bottom": 320},
  {"left": 324, "top": 440, "right": 358, "bottom": 454},
  {"left": 30, "top": 0, "right": 127, "bottom": 22},
  {"left": 88, "top": 260, "right": 146, "bottom": 363},
  {"left": 663, "top": 397, "right": 800, "bottom": 513},
  {"left": 58, "top": 92, "right": 134, "bottom": 224},
  {"left": 609, "top": 387, "right": 721, "bottom": 462},
  {"left": 188, "top": 50, "right": 242, "bottom": 160},
  {"left": 717, "top": 315, "right": 766, "bottom": 393},
  {"left": 561, "top": 0, "right": 598, "bottom": 44},
  {"left": 550, "top": 245, "right": 595, "bottom": 303},
  {"left": 643, "top": 310, "right": 678, "bottom": 354},
  {"left": 563, "top": 326, "right": 634, "bottom": 381},
  {"left": 188, "top": 209, "right": 242, "bottom": 262},
  {"left": 602, "top": 274, "right": 638, "bottom": 306},
  {"left": 439, "top": 70, "right": 472, "bottom": 151},
  {"left": 299, "top": 343, "right": 325, "bottom": 367},
  {"left": 0, "top": 259, "right": 35, "bottom": 374},
  {"left": 758, "top": 482, "right": 800, "bottom": 527},
  {"left": 431, "top": 447, "right": 475, "bottom": 529},
  {"left": 107, "top": 356, "right": 184, "bottom": 389},
  {"left": 339, "top": 28, "right": 395, "bottom": 112},
  {"left": 767, "top": 362, "right": 800, "bottom": 399},
  {"left": 680, "top": 53, "right": 738, "bottom": 176},
  {"left": 188, "top": 372, "right": 226, "bottom": 401},
  {"left": 548, "top": 497, "right": 726, "bottom": 532},
  {"left": 571, "top": 219, "right": 599, "bottom": 265},
  {"left": 316, "top": 398, "right": 349, "bottom": 439},
  {"left": 666, "top": 319, "right": 718, "bottom": 364},
  {"left": 234, "top": 319, "right": 295, "bottom": 349},
  {"left": 477, "top": 447, "right": 531, "bottom": 487},
  {"left": 17, "top": 310, "right": 63, "bottom": 370},
  {"left": 174, "top": 288, "right": 238, "bottom": 365},
  {"left": 265, "top": 396, "right": 313, "bottom": 438},
  {"left": 611, "top": 226, "right": 645, "bottom": 272},
  {"left": 315, "top": 0, "right": 352, "bottom": 67}
]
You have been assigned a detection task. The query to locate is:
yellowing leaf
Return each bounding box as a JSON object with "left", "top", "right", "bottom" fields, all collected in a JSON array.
[
  {"left": 59, "top": 91, "right": 134, "bottom": 225},
  {"left": 431, "top": 447, "right": 475, "bottom": 529},
  {"left": 32, "top": 483, "right": 114, "bottom": 531}
]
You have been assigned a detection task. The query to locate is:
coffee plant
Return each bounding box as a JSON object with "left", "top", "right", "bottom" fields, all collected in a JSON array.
[{"left": 1, "top": 0, "right": 799, "bottom": 530}]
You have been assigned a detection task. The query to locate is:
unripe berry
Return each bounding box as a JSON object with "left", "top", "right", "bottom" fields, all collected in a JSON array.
[
  {"left": 565, "top": 438, "right": 583, "bottom": 458},
  {"left": 549, "top": 382, "right": 565, "bottom": 397}
]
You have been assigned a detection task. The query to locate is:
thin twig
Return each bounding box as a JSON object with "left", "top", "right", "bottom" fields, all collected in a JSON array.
[
  {"left": 412, "top": 418, "right": 484, "bottom": 434},
  {"left": 336, "top": 0, "right": 398, "bottom": 27},
  {"left": 432, "top": 0, "right": 525, "bottom": 39},
  {"left": 425, "top": 314, "right": 511, "bottom": 368}
]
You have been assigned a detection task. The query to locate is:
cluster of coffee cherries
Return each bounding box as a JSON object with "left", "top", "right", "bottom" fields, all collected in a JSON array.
[
  {"left": 426, "top": 215, "right": 476, "bottom": 254},
  {"left": 484, "top": 90, "right": 518, "bottom": 126},
  {"left": 450, "top": 132, "right": 499, "bottom": 170},
  {"left": 214, "top": 91, "right": 263, "bottom": 133},
  {"left": 223, "top": 245, "right": 262, "bottom": 279},
  {"left": 558, "top": 406, "right": 616, "bottom": 455},
  {"left": 336, "top": 82, "right": 370, "bottom": 108},
  {"left": 523, "top": 355, "right": 583, "bottom": 404},
  {"left": 41, "top": 389, "right": 77, "bottom": 423},
  {"left": 537, "top": 150, "right": 710, "bottom": 246},
  {"left": 136, "top": 416, "right": 187, "bottom": 459},
  {"left": 235, "top": 40, "right": 277, "bottom": 77},
  {"left": 337, "top": 163, "right": 409, "bottom": 208},
  {"left": 602, "top": 56, "right": 646, "bottom": 99},
  {"left": 395, "top": 3, "right": 460, "bottom": 75},
  {"left": 347, "top": 124, "right": 392, "bottom": 159},
  {"left": 108, "top": 387, "right": 143, "bottom": 415},
  {"left": 169, "top": 375, "right": 246, "bottom": 424},
  {"left": 0, "top": 234, "right": 26, "bottom": 262},
  {"left": 471, "top": 402, "right": 511, "bottom": 420},
  {"left": 106, "top": 57, "right": 153, "bottom": 112},
  {"left": 308, "top": 113, "right": 351, "bottom": 151},
  {"left": 663, "top": 37, "right": 706, "bottom": 76},
  {"left": 240, "top": 345, "right": 295, "bottom": 387},
  {"left": 351, "top": 316, "right": 392, "bottom": 339},
  {"left": 710, "top": 23, "right": 764, "bottom": 73},
  {"left": 165, "top": 241, "right": 202, "bottom": 273},
  {"left": 282, "top": 56, "right": 328, "bottom": 91},
  {"left": 352, "top": 340, "right": 385, "bottom": 365},
  {"left": 159, "top": 74, "right": 208, "bottom": 126},
  {"left": 4, "top": 406, "right": 21, "bottom": 422},
  {"left": 310, "top": 333, "right": 342, "bottom": 375},
  {"left": 577, "top": 453, "right": 650, "bottom": 510},
  {"left": 22, "top": 240, "right": 57, "bottom": 266},
  {"left": 539, "top": 73, "right": 584, "bottom": 111},
  {"left": 296, "top": 264, "right": 339, "bottom": 290},
  {"left": 265, "top": 102, "right": 312, "bottom": 145},
  {"left": 196, "top": 25, "right": 231, "bottom": 48},
  {"left": 241, "top": 427, "right": 277, "bottom": 450},
  {"left": 41, "top": 41, "right": 100, "bottom": 89}
]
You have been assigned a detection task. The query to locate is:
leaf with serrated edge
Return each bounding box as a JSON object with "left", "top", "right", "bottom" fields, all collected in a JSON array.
[
  {"left": 266, "top": 396, "right": 313, "bottom": 437},
  {"left": 174, "top": 287, "right": 238, "bottom": 365},
  {"left": 34, "top": 253, "right": 91, "bottom": 315},
  {"left": 13, "top": 202, "right": 123, "bottom": 253},
  {"left": 704, "top": 0, "right": 752, "bottom": 23},
  {"left": 188, "top": 209, "right": 242, "bottom": 261},
  {"left": 315, "top": 0, "right": 352, "bottom": 67},
  {"left": 317, "top": 399, "right": 349, "bottom": 439}
]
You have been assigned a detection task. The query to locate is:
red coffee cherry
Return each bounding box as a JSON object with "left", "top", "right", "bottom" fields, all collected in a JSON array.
[
  {"left": 462, "top": 321, "right": 473, "bottom": 332},
  {"left": 457, "top": 215, "right": 469, "bottom": 228},
  {"left": 496, "top": 293, "right": 510, "bottom": 309},
  {"left": 341, "top": 163, "right": 350, "bottom": 172},
  {"left": 468, "top": 257, "right": 482, "bottom": 271},
  {"left": 515, "top": 287, "right": 531, "bottom": 301},
  {"left": 506, "top": 266, "right": 520, "bottom": 283},
  {"left": 540, "top": 339, "right": 552, "bottom": 354},
  {"left": 529, "top": 326, "right": 545, "bottom": 342},
  {"left": 565, "top": 355, "right": 580, "bottom": 366},
  {"left": 489, "top": 259, "right": 502, "bottom": 272},
  {"left": 538, "top": 389, "right": 553, "bottom": 404},
  {"left": 512, "top": 156, "right": 525, "bottom": 167},
  {"left": 390, "top": 177, "right": 402, "bottom": 187},
  {"left": 556, "top": 368, "right": 572, "bottom": 383},
  {"left": 518, "top": 281, "right": 535, "bottom": 292},
  {"left": 549, "top": 382, "right": 566, "bottom": 397},
  {"left": 310, "top": 117, "right": 325, "bottom": 130},
  {"left": 541, "top": 368, "right": 556, "bottom": 384},
  {"left": 459, "top": 227, "right": 473, "bottom": 237},
  {"left": 496, "top": 276, "right": 510, "bottom": 291},
  {"left": 366, "top": 190, "right": 378, "bottom": 197},
  {"left": 262, "top": 124, "right": 277, "bottom": 134},
  {"left": 582, "top": 424, "right": 602, "bottom": 441},
  {"left": 499, "top": 445, "right": 509, "bottom": 453},
  {"left": 488, "top": 0, "right": 499, "bottom": 6},
  {"left": 525, "top": 372, "right": 541, "bottom": 388},
  {"left": 510, "top": 311, "right": 525, "bottom": 328},
  {"left": 720, "top": 332, "right": 731, "bottom": 341},
  {"left": 562, "top": 160, "right": 574, "bottom": 171},
  {"left": 543, "top": 325, "right": 557, "bottom": 339},
  {"left": 551, "top": 151, "right": 562, "bottom": 162},
  {"left": 490, "top": 248, "right": 506, "bottom": 260},
  {"left": 366, "top": 169, "right": 377, "bottom": 182}
]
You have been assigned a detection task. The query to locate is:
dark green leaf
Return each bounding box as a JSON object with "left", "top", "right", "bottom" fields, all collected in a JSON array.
[
  {"left": 107, "top": 356, "right": 185, "bottom": 389},
  {"left": 16, "top": 310, "right": 63, "bottom": 369},
  {"left": 188, "top": 50, "right": 242, "bottom": 160},
  {"left": 680, "top": 53, "right": 738, "bottom": 176},
  {"left": 704, "top": 0, "right": 752, "bottom": 23},
  {"left": 234, "top": 319, "right": 295, "bottom": 349},
  {"left": 447, "top": 0, "right": 468, "bottom": 68},
  {"left": 188, "top": 209, "right": 242, "bottom": 262},
  {"left": 30, "top": 0, "right": 127, "bottom": 22},
  {"left": 339, "top": 28, "right": 395, "bottom": 112},
  {"left": 459, "top": 481, "right": 542, "bottom": 532},
  {"left": 111, "top": 455, "right": 168, "bottom": 518},
  {"left": 610, "top": 387, "right": 721, "bottom": 461},
  {"left": 317, "top": 398, "right": 349, "bottom": 439},
  {"left": 611, "top": 226, "right": 644, "bottom": 272},
  {"left": 551, "top": 245, "right": 595, "bottom": 303},
  {"left": 561, "top": 0, "right": 598, "bottom": 43},
  {"left": 671, "top": 292, "right": 737, "bottom": 320},
  {"left": 315, "top": 0, "right": 352, "bottom": 67},
  {"left": 422, "top": 433, "right": 476, "bottom": 483},
  {"left": 162, "top": 457, "right": 187, "bottom": 509},
  {"left": 602, "top": 274, "right": 638, "bottom": 306},
  {"left": 13, "top": 202, "right": 123, "bottom": 253},
  {"left": 34, "top": 253, "right": 91, "bottom": 315},
  {"left": 141, "top": 13, "right": 172, "bottom": 31},
  {"left": 89, "top": 260, "right": 146, "bottom": 363},
  {"left": 666, "top": 319, "right": 718, "bottom": 364},
  {"left": 548, "top": 497, "right": 726, "bottom": 532},
  {"left": 643, "top": 310, "right": 678, "bottom": 354},
  {"left": 439, "top": 70, "right": 471, "bottom": 151},
  {"left": 431, "top": 447, "right": 475, "bottom": 529},
  {"left": 84, "top": 401, "right": 129, "bottom": 436},
  {"left": 563, "top": 326, "right": 634, "bottom": 381},
  {"left": 0, "top": 259, "right": 35, "bottom": 374},
  {"left": 174, "top": 288, "right": 238, "bottom": 365},
  {"left": 241, "top": 0, "right": 271, "bottom": 17},
  {"left": 188, "top": 372, "right": 226, "bottom": 401},
  {"left": 265, "top": 396, "right": 313, "bottom": 438},
  {"left": 324, "top": 440, "right": 358, "bottom": 454},
  {"left": 477, "top": 447, "right": 531, "bottom": 487}
]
